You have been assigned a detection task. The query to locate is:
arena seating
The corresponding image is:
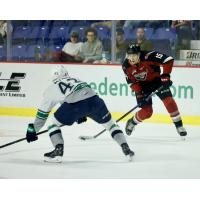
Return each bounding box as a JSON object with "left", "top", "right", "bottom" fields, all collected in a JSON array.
[
  {"left": 26, "top": 45, "right": 46, "bottom": 61},
  {"left": 151, "top": 39, "right": 171, "bottom": 55},
  {"left": 95, "top": 26, "right": 110, "bottom": 40},
  {"left": 151, "top": 28, "right": 177, "bottom": 40},
  {"left": 49, "top": 26, "right": 70, "bottom": 43},
  {"left": 12, "top": 45, "right": 26, "bottom": 61},
  {"left": 8, "top": 20, "right": 180, "bottom": 61}
]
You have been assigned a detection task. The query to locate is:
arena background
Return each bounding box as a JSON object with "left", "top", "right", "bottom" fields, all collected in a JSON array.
[
  {"left": 0, "top": 20, "right": 200, "bottom": 126},
  {"left": 1, "top": 0, "right": 200, "bottom": 199},
  {"left": 0, "top": 62, "right": 199, "bottom": 125}
]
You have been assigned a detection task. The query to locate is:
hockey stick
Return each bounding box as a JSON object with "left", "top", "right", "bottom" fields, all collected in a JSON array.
[
  {"left": 0, "top": 125, "right": 64, "bottom": 149},
  {"left": 0, "top": 129, "right": 48, "bottom": 149},
  {"left": 0, "top": 86, "right": 164, "bottom": 147},
  {"left": 79, "top": 85, "right": 164, "bottom": 141}
]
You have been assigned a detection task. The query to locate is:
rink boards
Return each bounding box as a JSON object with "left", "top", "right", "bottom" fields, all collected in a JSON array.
[{"left": 0, "top": 62, "right": 199, "bottom": 125}]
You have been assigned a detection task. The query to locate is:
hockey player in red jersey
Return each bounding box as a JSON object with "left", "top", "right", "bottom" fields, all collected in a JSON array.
[{"left": 122, "top": 44, "right": 187, "bottom": 138}]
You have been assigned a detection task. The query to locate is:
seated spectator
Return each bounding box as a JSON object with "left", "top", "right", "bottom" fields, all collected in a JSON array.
[
  {"left": 0, "top": 20, "right": 7, "bottom": 38},
  {"left": 60, "top": 31, "right": 83, "bottom": 62},
  {"left": 0, "top": 20, "right": 12, "bottom": 45},
  {"left": 116, "top": 28, "right": 129, "bottom": 63},
  {"left": 132, "top": 28, "right": 153, "bottom": 51},
  {"left": 80, "top": 27, "right": 103, "bottom": 63},
  {"left": 172, "top": 20, "right": 192, "bottom": 57}
]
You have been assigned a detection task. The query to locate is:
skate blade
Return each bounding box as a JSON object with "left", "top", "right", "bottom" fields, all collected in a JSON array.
[
  {"left": 180, "top": 136, "right": 186, "bottom": 141},
  {"left": 44, "top": 156, "right": 62, "bottom": 163},
  {"left": 127, "top": 153, "right": 134, "bottom": 162}
]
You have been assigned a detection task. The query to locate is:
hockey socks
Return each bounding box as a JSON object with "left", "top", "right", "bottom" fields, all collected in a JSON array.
[
  {"left": 102, "top": 118, "right": 134, "bottom": 158},
  {"left": 48, "top": 124, "right": 64, "bottom": 147},
  {"left": 102, "top": 118, "right": 127, "bottom": 145},
  {"left": 125, "top": 106, "right": 153, "bottom": 136},
  {"left": 162, "top": 97, "right": 187, "bottom": 136}
]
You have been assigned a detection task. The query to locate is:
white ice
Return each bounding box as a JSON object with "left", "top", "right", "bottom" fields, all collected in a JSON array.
[{"left": 0, "top": 116, "right": 200, "bottom": 179}]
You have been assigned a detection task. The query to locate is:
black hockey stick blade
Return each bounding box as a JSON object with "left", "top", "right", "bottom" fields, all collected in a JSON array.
[
  {"left": 79, "top": 105, "right": 138, "bottom": 141},
  {"left": 78, "top": 135, "right": 95, "bottom": 140},
  {"left": 79, "top": 128, "right": 106, "bottom": 140}
]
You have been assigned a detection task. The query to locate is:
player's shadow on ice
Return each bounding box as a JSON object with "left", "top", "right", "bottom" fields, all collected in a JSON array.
[
  {"left": 0, "top": 147, "right": 48, "bottom": 157},
  {"left": 3, "top": 158, "right": 127, "bottom": 166},
  {"left": 128, "top": 136, "right": 187, "bottom": 144}
]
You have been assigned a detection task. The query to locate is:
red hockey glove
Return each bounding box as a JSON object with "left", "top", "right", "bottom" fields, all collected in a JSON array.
[{"left": 160, "top": 74, "right": 173, "bottom": 88}]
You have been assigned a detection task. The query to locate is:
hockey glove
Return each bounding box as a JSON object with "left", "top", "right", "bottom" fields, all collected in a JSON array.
[
  {"left": 26, "top": 123, "right": 38, "bottom": 143},
  {"left": 160, "top": 74, "right": 173, "bottom": 88},
  {"left": 136, "top": 92, "right": 147, "bottom": 107},
  {"left": 77, "top": 117, "right": 87, "bottom": 124}
]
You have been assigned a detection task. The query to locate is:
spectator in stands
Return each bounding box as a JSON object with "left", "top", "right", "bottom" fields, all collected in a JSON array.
[
  {"left": 0, "top": 20, "right": 7, "bottom": 38},
  {"left": 80, "top": 27, "right": 103, "bottom": 63},
  {"left": 132, "top": 28, "right": 153, "bottom": 51},
  {"left": 60, "top": 31, "right": 83, "bottom": 62},
  {"left": 116, "top": 28, "right": 129, "bottom": 63},
  {"left": 0, "top": 20, "right": 12, "bottom": 45},
  {"left": 172, "top": 20, "right": 193, "bottom": 56}
]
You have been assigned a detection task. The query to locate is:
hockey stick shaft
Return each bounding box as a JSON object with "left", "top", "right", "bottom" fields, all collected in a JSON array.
[
  {"left": 0, "top": 129, "right": 48, "bottom": 149},
  {"left": 93, "top": 105, "right": 139, "bottom": 139},
  {"left": 81, "top": 85, "right": 164, "bottom": 140},
  {"left": 0, "top": 125, "right": 65, "bottom": 149}
]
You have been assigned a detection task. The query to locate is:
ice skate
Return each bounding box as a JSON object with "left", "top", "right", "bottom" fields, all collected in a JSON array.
[
  {"left": 125, "top": 118, "right": 136, "bottom": 136},
  {"left": 121, "top": 143, "right": 135, "bottom": 161},
  {"left": 176, "top": 126, "right": 187, "bottom": 140},
  {"left": 44, "top": 144, "right": 64, "bottom": 163}
]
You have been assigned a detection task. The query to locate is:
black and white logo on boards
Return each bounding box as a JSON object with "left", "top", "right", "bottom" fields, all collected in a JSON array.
[{"left": 0, "top": 72, "right": 26, "bottom": 98}]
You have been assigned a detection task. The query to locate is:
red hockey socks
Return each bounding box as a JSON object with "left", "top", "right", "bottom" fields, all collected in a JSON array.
[
  {"left": 133, "top": 106, "right": 153, "bottom": 124},
  {"left": 162, "top": 97, "right": 183, "bottom": 128}
]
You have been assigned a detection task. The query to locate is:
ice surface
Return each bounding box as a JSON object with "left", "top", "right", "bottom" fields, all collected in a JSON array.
[{"left": 0, "top": 116, "right": 200, "bottom": 179}]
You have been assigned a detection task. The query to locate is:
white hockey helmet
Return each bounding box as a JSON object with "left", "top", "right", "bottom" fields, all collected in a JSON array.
[{"left": 51, "top": 65, "right": 69, "bottom": 82}]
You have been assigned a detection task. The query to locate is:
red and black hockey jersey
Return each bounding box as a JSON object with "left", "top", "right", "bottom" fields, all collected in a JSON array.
[{"left": 122, "top": 51, "right": 174, "bottom": 93}]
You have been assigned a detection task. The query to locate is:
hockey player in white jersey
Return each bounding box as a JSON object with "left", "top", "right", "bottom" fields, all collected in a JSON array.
[{"left": 26, "top": 65, "right": 134, "bottom": 162}]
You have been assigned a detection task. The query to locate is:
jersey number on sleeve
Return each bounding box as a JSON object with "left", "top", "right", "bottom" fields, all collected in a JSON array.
[{"left": 155, "top": 53, "right": 163, "bottom": 59}]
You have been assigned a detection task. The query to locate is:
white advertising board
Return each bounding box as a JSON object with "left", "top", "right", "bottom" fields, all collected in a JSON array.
[{"left": 0, "top": 62, "right": 199, "bottom": 116}]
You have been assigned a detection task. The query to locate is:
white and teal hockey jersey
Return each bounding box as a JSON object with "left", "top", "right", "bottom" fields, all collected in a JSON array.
[{"left": 34, "top": 77, "right": 96, "bottom": 132}]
